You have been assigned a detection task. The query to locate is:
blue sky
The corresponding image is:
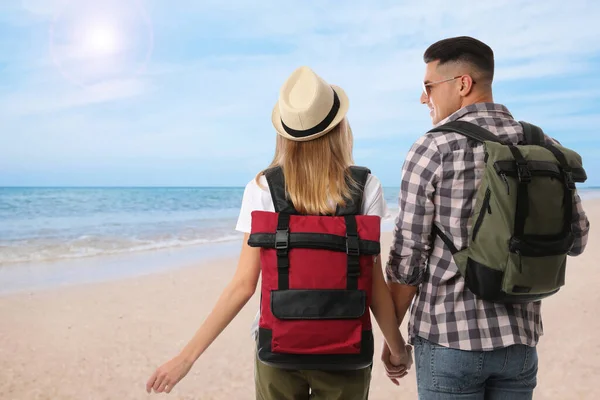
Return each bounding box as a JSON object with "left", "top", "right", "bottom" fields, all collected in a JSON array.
[{"left": 0, "top": 0, "right": 599, "bottom": 187}]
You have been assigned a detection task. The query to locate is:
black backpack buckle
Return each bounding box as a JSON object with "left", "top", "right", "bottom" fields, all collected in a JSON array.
[
  {"left": 346, "top": 234, "right": 360, "bottom": 256},
  {"left": 563, "top": 170, "right": 576, "bottom": 190},
  {"left": 275, "top": 229, "right": 289, "bottom": 251},
  {"left": 516, "top": 161, "right": 532, "bottom": 183}
]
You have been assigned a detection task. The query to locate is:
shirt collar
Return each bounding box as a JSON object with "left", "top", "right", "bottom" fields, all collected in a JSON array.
[{"left": 434, "top": 102, "right": 514, "bottom": 127}]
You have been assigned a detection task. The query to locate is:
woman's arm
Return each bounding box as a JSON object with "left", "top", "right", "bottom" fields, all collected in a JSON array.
[
  {"left": 369, "top": 255, "right": 407, "bottom": 357},
  {"left": 146, "top": 234, "right": 261, "bottom": 393}
]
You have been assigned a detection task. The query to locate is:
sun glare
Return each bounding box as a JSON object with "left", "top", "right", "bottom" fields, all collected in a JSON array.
[
  {"left": 83, "top": 24, "right": 119, "bottom": 56},
  {"left": 49, "top": 0, "right": 154, "bottom": 87}
]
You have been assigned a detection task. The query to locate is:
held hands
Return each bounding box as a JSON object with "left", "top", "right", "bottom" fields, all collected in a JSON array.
[
  {"left": 146, "top": 353, "right": 194, "bottom": 394},
  {"left": 381, "top": 341, "right": 413, "bottom": 386}
]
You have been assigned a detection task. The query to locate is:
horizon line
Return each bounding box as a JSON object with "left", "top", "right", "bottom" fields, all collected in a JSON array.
[{"left": 1, "top": 185, "right": 599, "bottom": 190}]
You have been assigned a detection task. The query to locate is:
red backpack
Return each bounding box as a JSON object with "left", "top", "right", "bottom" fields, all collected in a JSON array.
[{"left": 248, "top": 166, "right": 381, "bottom": 370}]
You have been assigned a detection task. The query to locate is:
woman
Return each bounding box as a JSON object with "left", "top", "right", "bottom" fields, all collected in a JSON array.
[{"left": 146, "top": 66, "right": 411, "bottom": 399}]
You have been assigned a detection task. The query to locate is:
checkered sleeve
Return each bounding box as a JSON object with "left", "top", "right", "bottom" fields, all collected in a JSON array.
[
  {"left": 568, "top": 190, "right": 590, "bottom": 256},
  {"left": 386, "top": 134, "right": 442, "bottom": 285}
]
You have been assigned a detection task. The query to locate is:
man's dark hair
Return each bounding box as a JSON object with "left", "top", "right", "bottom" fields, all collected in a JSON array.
[{"left": 423, "top": 36, "right": 494, "bottom": 82}]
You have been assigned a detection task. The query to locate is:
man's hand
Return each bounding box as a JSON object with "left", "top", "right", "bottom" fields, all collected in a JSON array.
[
  {"left": 381, "top": 341, "right": 413, "bottom": 386},
  {"left": 390, "top": 344, "right": 413, "bottom": 370}
]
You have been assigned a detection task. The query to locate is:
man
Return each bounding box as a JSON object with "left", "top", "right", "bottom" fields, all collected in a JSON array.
[{"left": 382, "top": 36, "right": 590, "bottom": 398}]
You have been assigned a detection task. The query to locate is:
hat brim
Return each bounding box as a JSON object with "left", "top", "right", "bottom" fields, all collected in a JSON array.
[{"left": 271, "top": 85, "right": 349, "bottom": 142}]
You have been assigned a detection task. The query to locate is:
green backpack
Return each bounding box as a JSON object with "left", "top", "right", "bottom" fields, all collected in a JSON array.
[{"left": 428, "top": 121, "right": 587, "bottom": 304}]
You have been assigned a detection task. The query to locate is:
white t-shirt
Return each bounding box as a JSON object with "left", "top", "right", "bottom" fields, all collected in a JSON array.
[
  {"left": 234, "top": 172, "right": 390, "bottom": 337},
  {"left": 235, "top": 173, "right": 390, "bottom": 233}
]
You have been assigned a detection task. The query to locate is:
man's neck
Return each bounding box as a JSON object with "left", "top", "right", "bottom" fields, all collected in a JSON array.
[{"left": 461, "top": 92, "right": 494, "bottom": 108}]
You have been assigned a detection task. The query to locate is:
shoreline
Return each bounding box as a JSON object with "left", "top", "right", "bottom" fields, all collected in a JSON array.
[{"left": 0, "top": 238, "right": 242, "bottom": 296}]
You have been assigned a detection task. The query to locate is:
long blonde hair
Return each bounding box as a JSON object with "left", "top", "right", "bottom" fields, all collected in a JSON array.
[{"left": 256, "top": 118, "right": 360, "bottom": 215}]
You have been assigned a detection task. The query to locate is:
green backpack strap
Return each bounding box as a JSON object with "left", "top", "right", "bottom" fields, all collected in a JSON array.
[
  {"left": 427, "top": 121, "right": 506, "bottom": 255},
  {"left": 519, "top": 121, "right": 545, "bottom": 146},
  {"left": 428, "top": 121, "right": 505, "bottom": 144},
  {"left": 432, "top": 224, "right": 459, "bottom": 254}
]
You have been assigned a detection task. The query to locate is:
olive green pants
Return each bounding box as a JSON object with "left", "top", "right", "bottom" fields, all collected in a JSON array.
[{"left": 254, "top": 355, "right": 372, "bottom": 400}]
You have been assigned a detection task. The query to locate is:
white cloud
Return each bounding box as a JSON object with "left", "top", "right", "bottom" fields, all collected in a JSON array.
[
  {"left": 504, "top": 90, "right": 600, "bottom": 104},
  {"left": 132, "top": 0, "right": 600, "bottom": 140},
  {"left": 0, "top": 78, "right": 149, "bottom": 116},
  {"left": 153, "top": 0, "right": 599, "bottom": 63},
  {"left": 12, "top": 0, "right": 600, "bottom": 115},
  {"left": 19, "top": 0, "right": 69, "bottom": 17}
]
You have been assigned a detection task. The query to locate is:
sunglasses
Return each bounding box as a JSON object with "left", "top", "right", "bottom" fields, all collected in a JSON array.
[{"left": 422, "top": 75, "right": 476, "bottom": 97}]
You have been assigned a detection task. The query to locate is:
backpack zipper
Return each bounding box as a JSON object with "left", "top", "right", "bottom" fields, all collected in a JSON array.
[
  {"left": 472, "top": 188, "right": 492, "bottom": 242},
  {"left": 500, "top": 172, "right": 510, "bottom": 195}
]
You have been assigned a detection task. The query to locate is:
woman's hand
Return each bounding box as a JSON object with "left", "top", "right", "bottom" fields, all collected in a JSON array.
[
  {"left": 144, "top": 236, "right": 261, "bottom": 395},
  {"left": 146, "top": 354, "right": 194, "bottom": 394},
  {"left": 390, "top": 344, "right": 413, "bottom": 370},
  {"left": 381, "top": 341, "right": 413, "bottom": 386}
]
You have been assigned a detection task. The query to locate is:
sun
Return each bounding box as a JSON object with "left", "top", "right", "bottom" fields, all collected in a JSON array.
[
  {"left": 82, "top": 24, "right": 120, "bottom": 56},
  {"left": 49, "top": 0, "right": 154, "bottom": 87}
]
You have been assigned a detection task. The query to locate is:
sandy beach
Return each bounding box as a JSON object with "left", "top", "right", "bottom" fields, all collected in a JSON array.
[{"left": 0, "top": 199, "right": 598, "bottom": 400}]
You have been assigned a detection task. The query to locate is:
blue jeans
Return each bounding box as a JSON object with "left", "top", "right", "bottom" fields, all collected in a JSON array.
[{"left": 413, "top": 336, "right": 538, "bottom": 400}]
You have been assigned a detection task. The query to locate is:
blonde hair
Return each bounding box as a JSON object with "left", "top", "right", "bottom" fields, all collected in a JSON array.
[{"left": 256, "top": 118, "right": 360, "bottom": 215}]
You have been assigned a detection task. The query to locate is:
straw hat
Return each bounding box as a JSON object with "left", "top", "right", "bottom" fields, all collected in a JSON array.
[{"left": 272, "top": 66, "right": 349, "bottom": 142}]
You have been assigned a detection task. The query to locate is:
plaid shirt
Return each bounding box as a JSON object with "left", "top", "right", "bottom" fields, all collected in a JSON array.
[{"left": 386, "top": 102, "right": 590, "bottom": 351}]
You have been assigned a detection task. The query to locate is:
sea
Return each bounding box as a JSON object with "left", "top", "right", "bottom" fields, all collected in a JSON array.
[
  {"left": 0, "top": 187, "right": 404, "bottom": 266},
  {"left": 1, "top": 186, "right": 599, "bottom": 267}
]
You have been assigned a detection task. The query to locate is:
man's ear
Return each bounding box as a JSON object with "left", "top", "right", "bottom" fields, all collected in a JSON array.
[{"left": 459, "top": 76, "right": 474, "bottom": 96}]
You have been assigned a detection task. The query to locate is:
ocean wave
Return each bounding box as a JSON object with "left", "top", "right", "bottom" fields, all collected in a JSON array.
[{"left": 0, "top": 233, "right": 243, "bottom": 265}]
